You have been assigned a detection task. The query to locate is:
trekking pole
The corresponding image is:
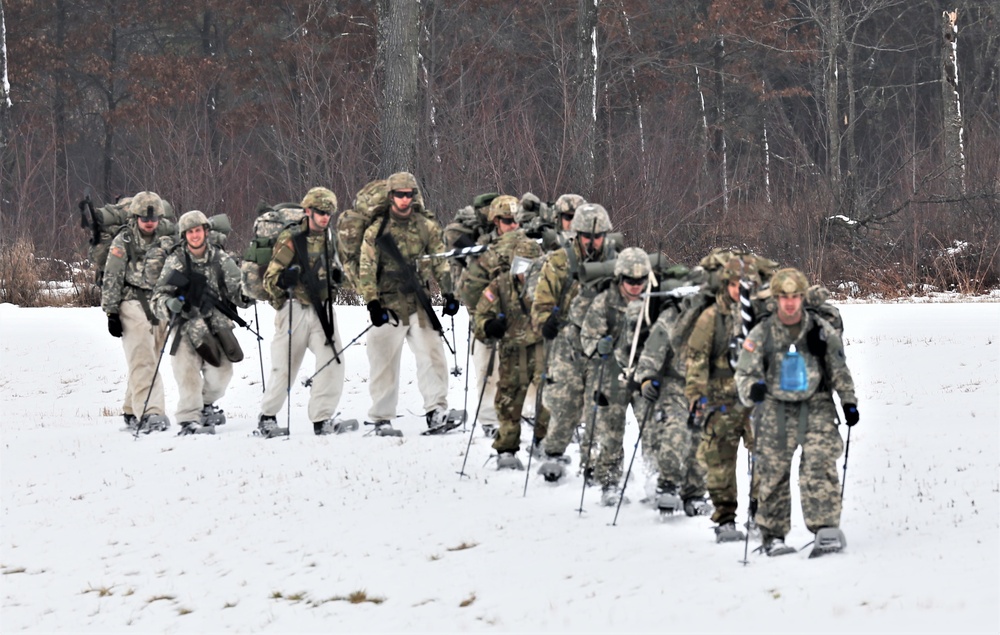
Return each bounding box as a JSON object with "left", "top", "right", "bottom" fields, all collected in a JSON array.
[
  {"left": 577, "top": 355, "right": 609, "bottom": 516},
  {"left": 285, "top": 290, "right": 294, "bottom": 437},
  {"left": 254, "top": 302, "right": 265, "bottom": 392},
  {"left": 839, "top": 410, "right": 851, "bottom": 502},
  {"left": 449, "top": 314, "right": 462, "bottom": 377},
  {"left": 301, "top": 323, "right": 377, "bottom": 387},
  {"left": 611, "top": 398, "right": 656, "bottom": 526},
  {"left": 461, "top": 319, "right": 472, "bottom": 431},
  {"left": 741, "top": 402, "right": 764, "bottom": 565},
  {"left": 134, "top": 315, "right": 177, "bottom": 440},
  {"left": 523, "top": 340, "right": 553, "bottom": 497},
  {"left": 457, "top": 343, "right": 497, "bottom": 479}
]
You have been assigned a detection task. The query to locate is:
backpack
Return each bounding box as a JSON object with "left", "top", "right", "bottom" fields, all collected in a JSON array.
[
  {"left": 239, "top": 202, "right": 306, "bottom": 301},
  {"left": 336, "top": 179, "right": 429, "bottom": 290},
  {"left": 80, "top": 195, "right": 177, "bottom": 286}
]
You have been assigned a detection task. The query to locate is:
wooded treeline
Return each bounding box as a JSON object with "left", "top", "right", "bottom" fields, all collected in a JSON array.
[{"left": 2, "top": 0, "right": 998, "bottom": 296}]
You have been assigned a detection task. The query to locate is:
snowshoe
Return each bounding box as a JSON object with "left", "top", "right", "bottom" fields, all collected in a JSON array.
[
  {"left": 600, "top": 487, "right": 630, "bottom": 507},
  {"left": 123, "top": 414, "right": 139, "bottom": 431},
  {"left": 480, "top": 423, "right": 498, "bottom": 439},
  {"left": 808, "top": 527, "right": 846, "bottom": 558},
  {"left": 528, "top": 439, "right": 546, "bottom": 460},
  {"left": 365, "top": 420, "right": 403, "bottom": 437},
  {"left": 422, "top": 408, "right": 466, "bottom": 435},
  {"left": 655, "top": 489, "right": 683, "bottom": 515},
  {"left": 254, "top": 415, "right": 289, "bottom": 439},
  {"left": 745, "top": 516, "right": 761, "bottom": 539},
  {"left": 201, "top": 404, "right": 226, "bottom": 427},
  {"left": 496, "top": 452, "right": 524, "bottom": 471},
  {"left": 178, "top": 421, "right": 215, "bottom": 436},
  {"left": 314, "top": 418, "right": 359, "bottom": 435},
  {"left": 139, "top": 414, "right": 170, "bottom": 434},
  {"left": 683, "top": 496, "right": 714, "bottom": 517},
  {"left": 714, "top": 522, "right": 746, "bottom": 543},
  {"left": 762, "top": 536, "right": 797, "bottom": 557},
  {"left": 538, "top": 454, "right": 570, "bottom": 482}
]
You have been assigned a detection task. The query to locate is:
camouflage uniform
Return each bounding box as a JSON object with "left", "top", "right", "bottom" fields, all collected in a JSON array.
[
  {"left": 101, "top": 192, "right": 174, "bottom": 423},
  {"left": 151, "top": 212, "right": 247, "bottom": 425},
  {"left": 735, "top": 275, "right": 856, "bottom": 541},
  {"left": 358, "top": 174, "right": 454, "bottom": 421},
  {"left": 472, "top": 239, "right": 549, "bottom": 454},
  {"left": 530, "top": 204, "right": 616, "bottom": 465},
  {"left": 261, "top": 198, "right": 346, "bottom": 424},
  {"left": 686, "top": 294, "right": 756, "bottom": 526},
  {"left": 634, "top": 303, "right": 708, "bottom": 501}
]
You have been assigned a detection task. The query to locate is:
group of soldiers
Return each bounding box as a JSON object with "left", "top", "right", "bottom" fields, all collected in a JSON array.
[{"left": 100, "top": 174, "right": 860, "bottom": 557}]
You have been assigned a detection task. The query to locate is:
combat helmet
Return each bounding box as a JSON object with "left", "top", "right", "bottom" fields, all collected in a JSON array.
[
  {"left": 386, "top": 171, "right": 419, "bottom": 193},
  {"left": 614, "top": 247, "right": 651, "bottom": 279},
  {"left": 130, "top": 191, "right": 165, "bottom": 221},
  {"left": 570, "top": 203, "right": 613, "bottom": 234},
  {"left": 509, "top": 235, "right": 543, "bottom": 276},
  {"left": 488, "top": 195, "right": 520, "bottom": 223},
  {"left": 300, "top": 187, "right": 338, "bottom": 214},
  {"left": 554, "top": 194, "right": 586, "bottom": 219},
  {"left": 178, "top": 210, "right": 210, "bottom": 235},
  {"left": 770, "top": 268, "right": 809, "bottom": 296}
]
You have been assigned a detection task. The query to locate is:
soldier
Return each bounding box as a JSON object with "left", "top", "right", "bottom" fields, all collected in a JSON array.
[
  {"left": 531, "top": 203, "right": 618, "bottom": 482},
  {"left": 552, "top": 194, "right": 586, "bottom": 235},
  {"left": 579, "top": 247, "right": 653, "bottom": 505},
  {"left": 633, "top": 285, "right": 711, "bottom": 517},
  {"left": 358, "top": 172, "right": 460, "bottom": 436},
  {"left": 459, "top": 195, "right": 525, "bottom": 438},
  {"left": 257, "top": 187, "right": 348, "bottom": 437},
  {"left": 685, "top": 256, "right": 762, "bottom": 541},
  {"left": 101, "top": 191, "right": 174, "bottom": 433},
  {"left": 473, "top": 236, "right": 548, "bottom": 469},
  {"left": 152, "top": 211, "right": 248, "bottom": 435},
  {"left": 735, "top": 267, "right": 859, "bottom": 557}
]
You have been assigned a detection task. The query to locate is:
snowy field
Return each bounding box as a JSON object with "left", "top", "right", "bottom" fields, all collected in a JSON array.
[{"left": 1, "top": 300, "right": 998, "bottom": 634}]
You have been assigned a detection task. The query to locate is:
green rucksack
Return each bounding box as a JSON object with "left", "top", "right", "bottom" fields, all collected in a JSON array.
[
  {"left": 239, "top": 202, "right": 307, "bottom": 302},
  {"left": 79, "top": 194, "right": 177, "bottom": 286}
]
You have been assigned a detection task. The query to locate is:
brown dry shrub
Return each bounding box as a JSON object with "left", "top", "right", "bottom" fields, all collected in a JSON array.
[{"left": 0, "top": 237, "right": 42, "bottom": 307}]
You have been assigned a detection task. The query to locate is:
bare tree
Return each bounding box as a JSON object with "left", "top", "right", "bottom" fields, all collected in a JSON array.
[{"left": 378, "top": 0, "right": 420, "bottom": 175}]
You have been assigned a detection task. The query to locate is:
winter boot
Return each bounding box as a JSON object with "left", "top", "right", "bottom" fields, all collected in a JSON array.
[
  {"left": 714, "top": 522, "right": 746, "bottom": 543},
  {"left": 655, "top": 483, "right": 682, "bottom": 515},
  {"left": 201, "top": 404, "right": 226, "bottom": 427},
  {"left": 123, "top": 413, "right": 138, "bottom": 431},
  {"left": 762, "top": 535, "right": 797, "bottom": 557},
  {"left": 256, "top": 414, "right": 288, "bottom": 439},
  {"left": 314, "top": 418, "right": 359, "bottom": 435},
  {"left": 538, "top": 453, "right": 571, "bottom": 482},
  {"left": 424, "top": 408, "right": 465, "bottom": 435},
  {"left": 366, "top": 419, "right": 403, "bottom": 437},
  {"left": 179, "top": 421, "right": 215, "bottom": 435},
  {"left": 809, "top": 526, "right": 847, "bottom": 558},
  {"left": 139, "top": 414, "right": 170, "bottom": 434},
  {"left": 683, "top": 496, "right": 714, "bottom": 517},
  {"left": 496, "top": 452, "right": 525, "bottom": 471}
]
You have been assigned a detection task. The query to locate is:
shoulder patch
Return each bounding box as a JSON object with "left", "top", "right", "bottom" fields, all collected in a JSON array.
[
  {"left": 110, "top": 246, "right": 125, "bottom": 259},
  {"left": 742, "top": 339, "right": 757, "bottom": 353},
  {"left": 484, "top": 288, "right": 496, "bottom": 303}
]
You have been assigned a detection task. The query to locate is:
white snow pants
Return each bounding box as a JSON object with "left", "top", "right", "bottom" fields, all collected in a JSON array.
[
  {"left": 170, "top": 334, "right": 234, "bottom": 424},
  {"left": 119, "top": 299, "right": 167, "bottom": 417},
  {"left": 366, "top": 311, "right": 449, "bottom": 420}
]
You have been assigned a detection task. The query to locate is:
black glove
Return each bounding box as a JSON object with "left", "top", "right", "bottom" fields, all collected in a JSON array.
[
  {"left": 843, "top": 403, "right": 859, "bottom": 426},
  {"left": 107, "top": 313, "right": 123, "bottom": 338},
  {"left": 277, "top": 265, "right": 301, "bottom": 290},
  {"left": 749, "top": 381, "right": 767, "bottom": 403},
  {"left": 367, "top": 300, "right": 389, "bottom": 327},
  {"left": 597, "top": 336, "right": 614, "bottom": 357},
  {"left": 484, "top": 317, "right": 507, "bottom": 339},
  {"left": 329, "top": 267, "right": 344, "bottom": 285},
  {"left": 541, "top": 314, "right": 561, "bottom": 340},
  {"left": 640, "top": 378, "right": 660, "bottom": 402},
  {"left": 442, "top": 293, "right": 460, "bottom": 316}
]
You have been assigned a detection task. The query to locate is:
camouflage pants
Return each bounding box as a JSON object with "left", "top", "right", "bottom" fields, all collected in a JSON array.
[
  {"left": 119, "top": 299, "right": 168, "bottom": 417},
  {"left": 492, "top": 343, "right": 549, "bottom": 454},
  {"left": 591, "top": 363, "right": 646, "bottom": 488},
  {"left": 541, "top": 326, "right": 598, "bottom": 463},
  {"left": 645, "top": 377, "right": 706, "bottom": 499},
  {"left": 755, "top": 397, "right": 844, "bottom": 538},
  {"left": 696, "top": 402, "right": 756, "bottom": 525}
]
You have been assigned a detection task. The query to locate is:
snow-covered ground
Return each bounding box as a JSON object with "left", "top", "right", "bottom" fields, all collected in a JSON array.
[{"left": 1, "top": 301, "right": 998, "bottom": 634}]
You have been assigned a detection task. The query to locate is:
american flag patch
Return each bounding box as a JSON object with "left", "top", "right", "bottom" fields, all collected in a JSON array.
[
  {"left": 742, "top": 339, "right": 757, "bottom": 353},
  {"left": 110, "top": 246, "right": 125, "bottom": 259},
  {"left": 484, "top": 289, "right": 496, "bottom": 302}
]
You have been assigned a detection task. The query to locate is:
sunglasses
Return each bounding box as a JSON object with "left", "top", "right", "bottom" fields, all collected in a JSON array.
[
  {"left": 310, "top": 208, "right": 331, "bottom": 217},
  {"left": 392, "top": 190, "right": 416, "bottom": 200},
  {"left": 498, "top": 217, "right": 518, "bottom": 226},
  {"left": 622, "top": 275, "right": 647, "bottom": 286},
  {"left": 576, "top": 231, "right": 606, "bottom": 241},
  {"left": 560, "top": 213, "right": 574, "bottom": 222}
]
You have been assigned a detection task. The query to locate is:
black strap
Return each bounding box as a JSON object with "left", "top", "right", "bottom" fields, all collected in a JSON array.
[{"left": 292, "top": 231, "right": 339, "bottom": 358}]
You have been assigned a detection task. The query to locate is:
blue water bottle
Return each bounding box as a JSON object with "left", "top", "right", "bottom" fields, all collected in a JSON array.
[{"left": 780, "top": 344, "right": 808, "bottom": 392}]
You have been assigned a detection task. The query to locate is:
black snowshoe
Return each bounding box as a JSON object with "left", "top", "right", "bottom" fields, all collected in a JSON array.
[
  {"left": 421, "top": 409, "right": 466, "bottom": 436},
  {"left": 808, "top": 527, "right": 847, "bottom": 558},
  {"left": 314, "top": 418, "right": 360, "bottom": 435},
  {"left": 538, "top": 454, "right": 571, "bottom": 482},
  {"left": 761, "top": 536, "right": 797, "bottom": 557},
  {"left": 714, "top": 522, "right": 746, "bottom": 543},
  {"left": 365, "top": 420, "right": 403, "bottom": 437},
  {"left": 254, "top": 415, "right": 289, "bottom": 439}
]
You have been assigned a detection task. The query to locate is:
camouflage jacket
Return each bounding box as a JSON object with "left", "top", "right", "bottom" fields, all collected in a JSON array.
[
  {"left": 580, "top": 285, "right": 632, "bottom": 362},
  {"left": 458, "top": 229, "right": 527, "bottom": 310},
  {"left": 530, "top": 241, "right": 611, "bottom": 333},
  {"left": 634, "top": 301, "right": 686, "bottom": 383},
  {"left": 151, "top": 243, "right": 247, "bottom": 342},
  {"left": 473, "top": 272, "right": 540, "bottom": 350},
  {"left": 684, "top": 292, "right": 740, "bottom": 406},
  {"left": 358, "top": 211, "right": 451, "bottom": 326},
  {"left": 101, "top": 221, "right": 176, "bottom": 314},
  {"left": 263, "top": 220, "right": 341, "bottom": 311},
  {"left": 735, "top": 312, "right": 857, "bottom": 407}
]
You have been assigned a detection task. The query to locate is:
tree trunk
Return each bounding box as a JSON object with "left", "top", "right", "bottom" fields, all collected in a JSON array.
[
  {"left": 712, "top": 37, "right": 729, "bottom": 216},
  {"left": 941, "top": 10, "right": 967, "bottom": 195},
  {"left": 572, "top": 0, "right": 598, "bottom": 194},
  {"left": 0, "top": 0, "right": 12, "bottom": 215},
  {"left": 378, "top": 0, "right": 420, "bottom": 175}
]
